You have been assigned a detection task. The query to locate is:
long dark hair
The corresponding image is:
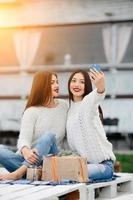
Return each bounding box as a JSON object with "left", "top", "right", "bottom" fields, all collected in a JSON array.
[{"left": 68, "top": 70, "right": 103, "bottom": 122}]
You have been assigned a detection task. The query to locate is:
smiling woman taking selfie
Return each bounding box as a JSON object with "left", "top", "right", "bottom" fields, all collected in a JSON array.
[
  {"left": 66, "top": 67, "right": 116, "bottom": 181},
  {"left": 0, "top": 71, "right": 68, "bottom": 180}
]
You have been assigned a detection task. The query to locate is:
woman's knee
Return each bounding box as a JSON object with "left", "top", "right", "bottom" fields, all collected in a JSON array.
[
  {"left": 88, "top": 163, "right": 113, "bottom": 180},
  {"left": 39, "top": 133, "right": 56, "bottom": 145}
]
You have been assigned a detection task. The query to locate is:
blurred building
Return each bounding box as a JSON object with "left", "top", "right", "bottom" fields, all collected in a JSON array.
[{"left": 0, "top": 0, "right": 133, "bottom": 149}]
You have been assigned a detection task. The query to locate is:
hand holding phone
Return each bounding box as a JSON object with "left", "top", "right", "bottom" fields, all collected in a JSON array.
[{"left": 89, "top": 64, "right": 105, "bottom": 93}]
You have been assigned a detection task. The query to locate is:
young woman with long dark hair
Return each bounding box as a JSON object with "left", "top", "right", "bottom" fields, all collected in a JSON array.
[{"left": 67, "top": 68, "right": 116, "bottom": 181}]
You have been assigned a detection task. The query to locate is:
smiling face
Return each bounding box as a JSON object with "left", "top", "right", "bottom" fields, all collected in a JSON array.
[
  {"left": 51, "top": 74, "right": 59, "bottom": 98},
  {"left": 70, "top": 72, "right": 85, "bottom": 102}
]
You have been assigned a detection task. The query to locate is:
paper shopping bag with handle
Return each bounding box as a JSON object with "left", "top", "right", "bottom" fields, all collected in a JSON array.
[{"left": 41, "top": 155, "right": 88, "bottom": 182}]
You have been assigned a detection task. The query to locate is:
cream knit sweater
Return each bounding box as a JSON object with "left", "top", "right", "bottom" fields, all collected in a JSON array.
[
  {"left": 66, "top": 89, "right": 116, "bottom": 163},
  {"left": 17, "top": 99, "right": 68, "bottom": 153}
]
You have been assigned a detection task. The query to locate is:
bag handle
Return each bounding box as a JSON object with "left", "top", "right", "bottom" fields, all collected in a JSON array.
[
  {"left": 79, "top": 158, "right": 87, "bottom": 182},
  {"left": 51, "top": 156, "right": 59, "bottom": 181}
]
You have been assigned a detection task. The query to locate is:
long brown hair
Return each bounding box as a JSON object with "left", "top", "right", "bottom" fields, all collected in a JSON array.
[
  {"left": 68, "top": 70, "right": 103, "bottom": 122},
  {"left": 25, "top": 71, "right": 57, "bottom": 110}
]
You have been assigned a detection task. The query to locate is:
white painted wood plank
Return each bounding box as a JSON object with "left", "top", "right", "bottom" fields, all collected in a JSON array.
[
  {"left": 87, "top": 181, "right": 114, "bottom": 189},
  {"left": 100, "top": 183, "right": 117, "bottom": 199},
  {"left": 109, "top": 194, "right": 133, "bottom": 200},
  {"left": 15, "top": 184, "right": 84, "bottom": 200},
  {"left": 87, "top": 187, "right": 95, "bottom": 200},
  {"left": 79, "top": 185, "right": 87, "bottom": 200},
  {"left": 0, "top": 186, "right": 52, "bottom": 200},
  {"left": 86, "top": 173, "right": 133, "bottom": 190},
  {"left": 0, "top": 184, "right": 9, "bottom": 189},
  {"left": 86, "top": 173, "right": 133, "bottom": 200},
  {"left": 0, "top": 184, "right": 33, "bottom": 195},
  {"left": 115, "top": 173, "right": 133, "bottom": 183}
]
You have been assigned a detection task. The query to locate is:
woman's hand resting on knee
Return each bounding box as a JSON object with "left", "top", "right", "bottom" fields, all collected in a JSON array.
[{"left": 21, "top": 146, "right": 39, "bottom": 165}]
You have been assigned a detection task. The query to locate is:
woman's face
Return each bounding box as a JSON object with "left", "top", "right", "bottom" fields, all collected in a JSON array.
[
  {"left": 70, "top": 72, "right": 85, "bottom": 101},
  {"left": 51, "top": 74, "right": 59, "bottom": 98}
]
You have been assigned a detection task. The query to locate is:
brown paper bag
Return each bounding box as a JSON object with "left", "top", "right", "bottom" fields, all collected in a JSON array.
[{"left": 41, "top": 156, "right": 88, "bottom": 182}]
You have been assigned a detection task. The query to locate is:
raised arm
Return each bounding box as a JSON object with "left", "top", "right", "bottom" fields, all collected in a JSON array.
[
  {"left": 89, "top": 68, "right": 105, "bottom": 94},
  {"left": 79, "top": 69, "right": 105, "bottom": 115}
]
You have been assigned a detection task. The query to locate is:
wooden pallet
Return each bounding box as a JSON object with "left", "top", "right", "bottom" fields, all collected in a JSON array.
[
  {"left": 86, "top": 173, "right": 133, "bottom": 200},
  {"left": 0, "top": 168, "right": 133, "bottom": 200},
  {"left": 0, "top": 182, "right": 86, "bottom": 200}
]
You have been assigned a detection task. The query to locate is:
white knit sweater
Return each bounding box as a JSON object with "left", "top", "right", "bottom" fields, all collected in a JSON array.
[
  {"left": 66, "top": 89, "right": 116, "bottom": 163},
  {"left": 17, "top": 99, "right": 68, "bottom": 153}
]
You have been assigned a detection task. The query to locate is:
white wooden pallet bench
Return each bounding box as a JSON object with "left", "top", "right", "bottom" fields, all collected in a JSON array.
[
  {"left": 0, "top": 182, "right": 86, "bottom": 200},
  {"left": 0, "top": 168, "right": 133, "bottom": 200},
  {"left": 86, "top": 173, "right": 133, "bottom": 200},
  {"left": 0, "top": 168, "right": 86, "bottom": 200}
]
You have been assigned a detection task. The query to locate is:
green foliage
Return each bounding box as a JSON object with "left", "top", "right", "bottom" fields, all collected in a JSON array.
[{"left": 115, "top": 154, "right": 133, "bottom": 173}]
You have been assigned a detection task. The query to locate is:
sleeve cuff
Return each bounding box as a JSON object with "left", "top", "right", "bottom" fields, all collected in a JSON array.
[{"left": 17, "top": 142, "right": 31, "bottom": 155}]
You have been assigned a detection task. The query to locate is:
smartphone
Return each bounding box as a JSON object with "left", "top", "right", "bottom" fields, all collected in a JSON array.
[{"left": 91, "top": 64, "right": 101, "bottom": 72}]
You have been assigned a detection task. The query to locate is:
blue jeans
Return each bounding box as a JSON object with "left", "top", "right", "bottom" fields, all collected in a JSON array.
[
  {"left": 0, "top": 133, "right": 58, "bottom": 172},
  {"left": 88, "top": 160, "right": 114, "bottom": 181}
]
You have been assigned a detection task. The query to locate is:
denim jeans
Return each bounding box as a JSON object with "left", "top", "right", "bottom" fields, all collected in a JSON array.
[
  {"left": 87, "top": 160, "right": 114, "bottom": 181},
  {"left": 0, "top": 133, "right": 58, "bottom": 172}
]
